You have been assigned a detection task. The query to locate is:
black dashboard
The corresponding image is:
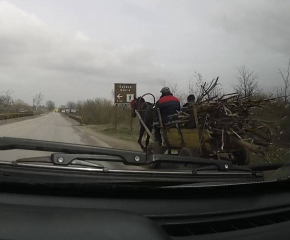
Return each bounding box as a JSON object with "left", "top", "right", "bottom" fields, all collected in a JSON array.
[{"left": 0, "top": 179, "right": 290, "bottom": 240}]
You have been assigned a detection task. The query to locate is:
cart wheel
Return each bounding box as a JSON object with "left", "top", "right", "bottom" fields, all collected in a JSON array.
[
  {"left": 178, "top": 147, "right": 200, "bottom": 169},
  {"left": 179, "top": 147, "right": 199, "bottom": 157},
  {"left": 146, "top": 143, "right": 164, "bottom": 169},
  {"left": 233, "top": 150, "right": 249, "bottom": 165},
  {"left": 147, "top": 143, "right": 164, "bottom": 155}
]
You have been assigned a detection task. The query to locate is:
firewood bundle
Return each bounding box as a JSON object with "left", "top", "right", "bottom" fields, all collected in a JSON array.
[{"left": 166, "top": 78, "right": 278, "bottom": 159}]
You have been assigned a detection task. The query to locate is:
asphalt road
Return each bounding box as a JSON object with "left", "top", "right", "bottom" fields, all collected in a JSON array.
[{"left": 0, "top": 113, "right": 122, "bottom": 166}]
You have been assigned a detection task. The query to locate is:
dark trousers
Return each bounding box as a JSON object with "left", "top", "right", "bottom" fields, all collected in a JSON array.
[{"left": 154, "top": 125, "right": 162, "bottom": 144}]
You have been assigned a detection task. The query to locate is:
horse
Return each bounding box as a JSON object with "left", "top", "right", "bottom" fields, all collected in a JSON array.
[{"left": 131, "top": 96, "right": 155, "bottom": 152}]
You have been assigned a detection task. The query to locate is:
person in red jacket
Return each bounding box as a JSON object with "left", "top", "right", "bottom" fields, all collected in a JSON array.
[{"left": 154, "top": 87, "right": 180, "bottom": 144}]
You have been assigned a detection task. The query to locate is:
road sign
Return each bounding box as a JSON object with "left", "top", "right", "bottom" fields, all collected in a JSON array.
[{"left": 114, "top": 83, "right": 136, "bottom": 104}]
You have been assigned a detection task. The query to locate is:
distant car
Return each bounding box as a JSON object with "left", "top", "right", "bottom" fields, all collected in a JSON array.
[{"left": 19, "top": 109, "right": 27, "bottom": 113}]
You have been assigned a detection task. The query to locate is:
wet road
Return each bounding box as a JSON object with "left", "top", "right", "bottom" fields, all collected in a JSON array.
[{"left": 0, "top": 113, "right": 112, "bottom": 162}]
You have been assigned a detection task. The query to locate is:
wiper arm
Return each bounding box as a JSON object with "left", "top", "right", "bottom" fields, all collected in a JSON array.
[
  {"left": 0, "top": 137, "right": 146, "bottom": 165},
  {"left": 70, "top": 160, "right": 104, "bottom": 169},
  {"left": 52, "top": 153, "right": 122, "bottom": 166},
  {"left": 0, "top": 137, "right": 255, "bottom": 173}
]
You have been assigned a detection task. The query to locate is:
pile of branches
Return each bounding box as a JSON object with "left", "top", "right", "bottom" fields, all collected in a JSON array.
[{"left": 167, "top": 78, "right": 278, "bottom": 161}]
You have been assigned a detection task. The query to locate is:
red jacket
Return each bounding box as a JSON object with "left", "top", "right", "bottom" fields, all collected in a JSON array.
[{"left": 156, "top": 93, "right": 180, "bottom": 122}]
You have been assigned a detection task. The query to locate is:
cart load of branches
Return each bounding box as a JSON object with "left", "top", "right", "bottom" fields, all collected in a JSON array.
[{"left": 166, "top": 77, "right": 278, "bottom": 161}]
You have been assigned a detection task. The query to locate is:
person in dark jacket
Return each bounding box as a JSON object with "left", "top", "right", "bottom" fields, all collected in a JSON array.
[
  {"left": 154, "top": 87, "right": 180, "bottom": 144},
  {"left": 182, "top": 94, "right": 195, "bottom": 108}
]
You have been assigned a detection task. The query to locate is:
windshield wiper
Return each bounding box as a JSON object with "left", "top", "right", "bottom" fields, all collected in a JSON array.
[
  {"left": 0, "top": 137, "right": 257, "bottom": 174},
  {"left": 0, "top": 137, "right": 146, "bottom": 165},
  {"left": 13, "top": 156, "right": 105, "bottom": 169}
]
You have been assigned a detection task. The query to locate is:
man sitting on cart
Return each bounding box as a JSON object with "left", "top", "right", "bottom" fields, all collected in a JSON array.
[
  {"left": 182, "top": 94, "right": 195, "bottom": 108},
  {"left": 154, "top": 87, "right": 180, "bottom": 144}
]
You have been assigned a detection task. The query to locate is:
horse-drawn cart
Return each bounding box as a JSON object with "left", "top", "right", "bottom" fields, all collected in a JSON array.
[
  {"left": 143, "top": 105, "right": 249, "bottom": 166},
  {"left": 133, "top": 83, "right": 274, "bottom": 167}
]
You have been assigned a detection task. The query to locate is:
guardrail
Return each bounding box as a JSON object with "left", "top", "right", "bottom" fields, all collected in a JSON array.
[
  {"left": 68, "top": 114, "right": 84, "bottom": 124},
  {"left": 0, "top": 112, "right": 34, "bottom": 120}
]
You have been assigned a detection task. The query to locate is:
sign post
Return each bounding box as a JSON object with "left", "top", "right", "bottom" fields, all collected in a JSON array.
[
  {"left": 113, "top": 104, "right": 118, "bottom": 130},
  {"left": 130, "top": 112, "right": 133, "bottom": 132}
]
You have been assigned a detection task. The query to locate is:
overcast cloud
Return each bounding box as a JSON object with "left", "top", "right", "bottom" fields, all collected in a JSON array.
[{"left": 0, "top": 0, "right": 289, "bottom": 106}]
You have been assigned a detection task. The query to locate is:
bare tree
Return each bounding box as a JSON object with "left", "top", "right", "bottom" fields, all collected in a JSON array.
[
  {"left": 192, "top": 72, "right": 222, "bottom": 99},
  {"left": 14, "top": 99, "right": 28, "bottom": 107},
  {"left": 276, "top": 88, "right": 284, "bottom": 102},
  {"left": 234, "top": 66, "right": 258, "bottom": 97},
  {"left": 46, "top": 100, "right": 55, "bottom": 111},
  {"left": 34, "top": 93, "right": 44, "bottom": 110},
  {"left": 10, "top": 99, "right": 31, "bottom": 112},
  {"left": 188, "top": 80, "right": 195, "bottom": 95},
  {"left": 169, "top": 83, "right": 178, "bottom": 96},
  {"left": 14, "top": 99, "right": 26, "bottom": 105},
  {"left": 66, "top": 101, "right": 78, "bottom": 109},
  {"left": 188, "top": 72, "right": 204, "bottom": 97},
  {"left": 59, "top": 105, "right": 67, "bottom": 109},
  {"left": 175, "top": 92, "right": 187, "bottom": 105},
  {"left": 76, "top": 100, "right": 83, "bottom": 110},
  {"left": 0, "top": 90, "right": 13, "bottom": 108},
  {"left": 278, "top": 59, "right": 290, "bottom": 103}
]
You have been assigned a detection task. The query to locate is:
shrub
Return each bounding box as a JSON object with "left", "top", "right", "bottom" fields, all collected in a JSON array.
[{"left": 78, "top": 98, "right": 133, "bottom": 128}]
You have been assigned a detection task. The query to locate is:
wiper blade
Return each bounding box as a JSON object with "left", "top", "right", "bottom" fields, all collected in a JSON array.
[
  {"left": 245, "top": 163, "right": 284, "bottom": 171},
  {"left": 12, "top": 156, "right": 105, "bottom": 169},
  {"left": 0, "top": 137, "right": 255, "bottom": 173},
  {"left": 52, "top": 153, "right": 247, "bottom": 172},
  {"left": 149, "top": 154, "right": 253, "bottom": 172}
]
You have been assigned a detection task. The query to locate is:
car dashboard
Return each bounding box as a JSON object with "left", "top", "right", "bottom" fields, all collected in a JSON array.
[{"left": 0, "top": 179, "right": 290, "bottom": 240}]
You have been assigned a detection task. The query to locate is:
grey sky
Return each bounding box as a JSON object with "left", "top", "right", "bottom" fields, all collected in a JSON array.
[{"left": 0, "top": 0, "right": 289, "bottom": 106}]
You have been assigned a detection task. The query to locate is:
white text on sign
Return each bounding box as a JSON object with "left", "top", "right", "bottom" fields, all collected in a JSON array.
[{"left": 119, "top": 85, "right": 132, "bottom": 92}]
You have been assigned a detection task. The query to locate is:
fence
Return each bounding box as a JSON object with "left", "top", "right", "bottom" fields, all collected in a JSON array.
[{"left": 68, "top": 114, "right": 84, "bottom": 124}]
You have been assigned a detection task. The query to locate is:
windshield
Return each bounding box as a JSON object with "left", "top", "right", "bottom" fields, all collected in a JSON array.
[{"left": 0, "top": 0, "right": 289, "bottom": 182}]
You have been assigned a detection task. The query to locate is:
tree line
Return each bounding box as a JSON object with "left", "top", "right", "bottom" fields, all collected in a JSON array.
[
  {"left": 161, "top": 59, "right": 290, "bottom": 104},
  {"left": 63, "top": 59, "right": 290, "bottom": 117},
  {"left": 0, "top": 91, "right": 56, "bottom": 113}
]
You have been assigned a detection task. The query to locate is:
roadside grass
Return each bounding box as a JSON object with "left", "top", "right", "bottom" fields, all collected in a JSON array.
[
  {"left": 249, "top": 102, "right": 290, "bottom": 164},
  {"left": 85, "top": 124, "right": 139, "bottom": 142},
  {"left": 249, "top": 146, "right": 290, "bottom": 165},
  {"left": 251, "top": 102, "right": 290, "bottom": 148}
]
